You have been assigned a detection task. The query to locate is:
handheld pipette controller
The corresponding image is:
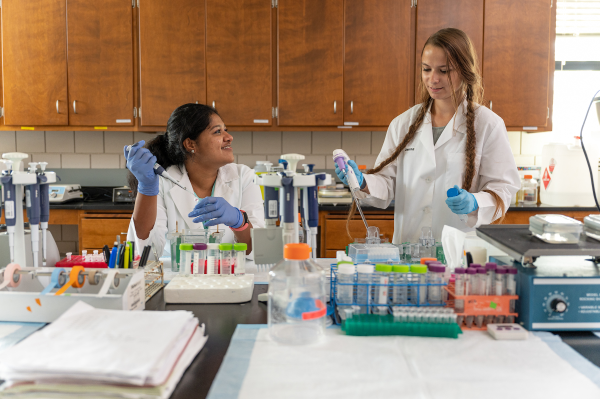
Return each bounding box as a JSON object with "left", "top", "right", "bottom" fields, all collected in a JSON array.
[{"left": 332, "top": 149, "right": 369, "bottom": 230}]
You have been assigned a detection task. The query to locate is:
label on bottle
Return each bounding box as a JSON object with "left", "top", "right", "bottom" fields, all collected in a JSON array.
[
  {"left": 378, "top": 276, "right": 389, "bottom": 305},
  {"left": 5, "top": 201, "right": 14, "bottom": 219},
  {"left": 268, "top": 200, "right": 278, "bottom": 218}
]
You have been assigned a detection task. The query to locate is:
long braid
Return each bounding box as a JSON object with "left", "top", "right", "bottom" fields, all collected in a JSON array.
[
  {"left": 345, "top": 99, "right": 431, "bottom": 239},
  {"left": 462, "top": 86, "right": 477, "bottom": 191}
]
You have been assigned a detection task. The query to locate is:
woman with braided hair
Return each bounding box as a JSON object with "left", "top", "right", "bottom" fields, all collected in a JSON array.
[{"left": 336, "top": 28, "right": 520, "bottom": 243}]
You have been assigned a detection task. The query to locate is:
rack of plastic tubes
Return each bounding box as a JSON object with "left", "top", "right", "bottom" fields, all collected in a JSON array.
[
  {"left": 141, "top": 260, "right": 164, "bottom": 301},
  {"left": 330, "top": 263, "right": 462, "bottom": 338}
]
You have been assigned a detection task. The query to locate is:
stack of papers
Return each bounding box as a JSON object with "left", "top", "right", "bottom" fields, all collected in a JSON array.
[{"left": 0, "top": 301, "right": 208, "bottom": 398}]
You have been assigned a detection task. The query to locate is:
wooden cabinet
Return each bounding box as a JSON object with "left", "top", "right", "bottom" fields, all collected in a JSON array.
[
  {"left": 277, "top": 0, "right": 344, "bottom": 126},
  {"left": 206, "top": 0, "right": 272, "bottom": 126},
  {"left": 2, "top": 0, "right": 68, "bottom": 126},
  {"left": 483, "top": 0, "right": 553, "bottom": 129},
  {"left": 67, "top": 0, "right": 134, "bottom": 126},
  {"left": 344, "top": 0, "right": 412, "bottom": 127},
  {"left": 79, "top": 212, "right": 132, "bottom": 252},
  {"left": 138, "top": 0, "right": 206, "bottom": 127},
  {"left": 414, "top": 0, "right": 484, "bottom": 99}
]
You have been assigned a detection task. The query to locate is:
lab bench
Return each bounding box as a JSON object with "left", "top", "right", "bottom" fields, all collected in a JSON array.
[
  {"left": 318, "top": 204, "right": 600, "bottom": 258},
  {"left": 144, "top": 284, "right": 600, "bottom": 399}
]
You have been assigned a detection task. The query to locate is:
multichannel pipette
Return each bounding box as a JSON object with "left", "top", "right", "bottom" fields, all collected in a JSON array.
[
  {"left": 332, "top": 149, "right": 369, "bottom": 230},
  {"left": 125, "top": 144, "right": 199, "bottom": 199}
]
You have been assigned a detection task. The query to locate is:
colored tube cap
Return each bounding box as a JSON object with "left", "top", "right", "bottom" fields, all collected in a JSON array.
[
  {"left": 337, "top": 260, "right": 354, "bottom": 266},
  {"left": 485, "top": 262, "right": 497, "bottom": 270},
  {"left": 357, "top": 264, "right": 374, "bottom": 273},
  {"left": 447, "top": 187, "right": 460, "bottom": 197},
  {"left": 477, "top": 267, "right": 487, "bottom": 274},
  {"left": 219, "top": 243, "right": 233, "bottom": 251},
  {"left": 392, "top": 265, "right": 410, "bottom": 273},
  {"left": 428, "top": 264, "right": 446, "bottom": 273},
  {"left": 284, "top": 243, "right": 311, "bottom": 260},
  {"left": 338, "top": 264, "right": 355, "bottom": 274},
  {"left": 234, "top": 243, "right": 247, "bottom": 251},
  {"left": 420, "top": 257, "right": 437, "bottom": 265},
  {"left": 410, "top": 265, "right": 427, "bottom": 274},
  {"left": 179, "top": 243, "right": 193, "bottom": 250},
  {"left": 466, "top": 268, "right": 477, "bottom": 274},
  {"left": 454, "top": 267, "right": 466, "bottom": 274},
  {"left": 496, "top": 267, "right": 507, "bottom": 274},
  {"left": 469, "top": 263, "right": 482, "bottom": 268},
  {"left": 193, "top": 243, "right": 207, "bottom": 250},
  {"left": 207, "top": 243, "right": 220, "bottom": 250},
  {"left": 507, "top": 267, "right": 518, "bottom": 275},
  {"left": 375, "top": 264, "right": 392, "bottom": 272}
]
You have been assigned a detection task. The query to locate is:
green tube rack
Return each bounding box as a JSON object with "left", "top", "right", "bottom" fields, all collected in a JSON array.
[{"left": 341, "top": 314, "right": 463, "bottom": 339}]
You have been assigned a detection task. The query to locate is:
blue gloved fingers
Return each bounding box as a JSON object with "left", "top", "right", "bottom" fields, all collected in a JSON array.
[
  {"left": 334, "top": 163, "right": 348, "bottom": 185},
  {"left": 125, "top": 140, "right": 145, "bottom": 160},
  {"left": 203, "top": 218, "right": 223, "bottom": 228},
  {"left": 347, "top": 160, "right": 364, "bottom": 186}
]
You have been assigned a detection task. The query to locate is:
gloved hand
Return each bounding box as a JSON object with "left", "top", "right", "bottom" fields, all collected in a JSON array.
[
  {"left": 188, "top": 197, "right": 243, "bottom": 228},
  {"left": 334, "top": 159, "right": 364, "bottom": 188},
  {"left": 445, "top": 185, "right": 478, "bottom": 214},
  {"left": 124, "top": 140, "right": 159, "bottom": 196}
]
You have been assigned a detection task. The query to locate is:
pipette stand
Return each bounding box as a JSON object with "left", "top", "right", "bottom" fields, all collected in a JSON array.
[{"left": 2, "top": 152, "right": 57, "bottom": 267}]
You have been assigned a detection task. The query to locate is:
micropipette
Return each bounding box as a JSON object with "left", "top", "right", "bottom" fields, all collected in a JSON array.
[
  {"left": 332, "top": 149, "right": 369, "bottom": 230},
  {"left": 125, "top": 144, "right": 199, "bottom": 199},
  {"left": 1, "top": 161, "right": 16, "bottom": 263}
]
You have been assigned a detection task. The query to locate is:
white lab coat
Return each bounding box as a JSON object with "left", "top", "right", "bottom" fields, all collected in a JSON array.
[
  {"left": 127, "top": 163, "right": 265, "bottom": 258},
  {"left": 356, "top": 99, "right": 520, "bottom": 243}
]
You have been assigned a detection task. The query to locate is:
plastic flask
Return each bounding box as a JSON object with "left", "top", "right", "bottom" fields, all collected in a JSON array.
[
  {"left": 356, "top": 264, "right": 374, "bottom": 314},
  {"left": 454, "top": 268, "right": 466, "bottom": 326},
  {"left": 179, "top": 244, "right": 193, "bottom": 275},
  {"left": 234, "top": 243, "right": 247, "bottom": 276},
  {"left": 337, "top": 264, "right": 355, "bottom": 320},
  {"left": 268, "top": 243, "right": 326, "bottom": 345},
  {"left": 505, "top": 267, "right": 518, "bottom": 323},
  {"left": 193, "top": 243, "right": 207, "bottom": 275},
  {"left": 410, "top": 264, "right": 428, "bottom": 305},
  {"left": 373, "top": 264, "right": 392, "bottom": 315},
  {"left": 219, "top": 243, "right": 233, "bottom": 275},
  {"left": 392, "top": 265, "right": 409, "bottom": 305},
  {"left": 206, "top": 244, "right": 220, "bottom": 275},
  {"left": 427, "top": 264, "right": 445, "bottom": 305}
]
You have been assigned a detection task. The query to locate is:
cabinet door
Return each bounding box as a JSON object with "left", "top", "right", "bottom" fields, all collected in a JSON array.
[
  {"left": 206, "top": 0, "right": 272, "bottom": 126},
  {"left": 67, "top": 0, "right": 134, "bottom": 126},
  {"left": 344, "top": 0, "right": 411, "bottom": 126},
  {"left": 139, "top": 0, "right": 205, "bottom": 127},
  {"left": 278, "top": 0, "right": 343, "bottom": 126},
  {"left": 415, "top": 0, "right": 484, "bottom": 100},
  {"left": 483, "top": 0, "right": 552, "bottom": 128},
  {"left": 80, "top": 215, "right": 131, "bottom": 252},
  {"left": 2, "top": 0, "right": 68, "bottom": 126}
]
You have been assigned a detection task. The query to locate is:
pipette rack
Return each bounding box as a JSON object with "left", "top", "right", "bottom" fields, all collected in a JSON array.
[
  {"left": 0, "top": 266, "right": 145, "bottom": 322},
  {"left": 444, "top": 283, "right": 518, "bottom": 331},
  {"left": 330, "top": 264, "right": 447, "bottom": 325},
  {"left": 164, "top": 273, "right": 253, "bottom": 304},
  {"left": 341, "top": 314, "right": 463, "bottom": 338}
]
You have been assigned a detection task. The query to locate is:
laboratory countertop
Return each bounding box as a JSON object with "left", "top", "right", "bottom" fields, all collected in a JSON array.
[
  {"left": 49, "top": 201, "right": 134, "bottom": 211},
  {"left": 144, "top": 285, "right": 600, "bottom": 399},
  {"left": 319, "top": 203, "right": 600, "bottom": 212}
]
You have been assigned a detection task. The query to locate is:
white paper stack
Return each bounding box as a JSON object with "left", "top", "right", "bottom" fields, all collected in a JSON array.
[{"left": 0, "top": 301, "right": 208, "bottom": 399}]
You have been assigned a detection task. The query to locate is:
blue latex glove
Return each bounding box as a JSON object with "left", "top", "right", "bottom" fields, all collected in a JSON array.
[
  {"left": 124, "top": 140, "right": 159, "bottom": 196},
  {"left": 445, "top": 185, "right": 478, "bottom": 214},
  {"left": 188, "top": 197, "right": 243, "bottom": 228},
  {"left": 334, "top": 159, "right": 364, "bottom": 188}
]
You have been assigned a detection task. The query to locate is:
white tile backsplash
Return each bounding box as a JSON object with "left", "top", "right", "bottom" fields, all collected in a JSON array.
[
  {"left": 253, "top": 131, "right": 281, "bottom": 155},
  {"left": 31, "top": 153, "right": 61, "bottom": 168},
  {"left": 238, "top": 154, "right": 266, "bottom": 167},
  {"left": 75, "top": 132, "right": 103, "bottom": 154},
  {"left": 282, "top": 131, "right": 311, "bottom": 155},
  {"left": 342, "top": 131, "right": 371, "bottom": 155},
  {"left": 104, "top": 131, "right": 134, "bottom": 154},
  {"left": 507, "top": 131, "right": 521, "bottom": 155},
  {"left": 134, "top": 131, "right": 160, "bottom": 144},
  {"left": 62, "top": 154, "right": 91, "bottom": 169},
  {"left": 312, "top": 131, "right": 341, "bottom": 155},
  {"left": 45, "top": 131, "right": 74, "bottom": 153},
  {"left": 0, "top": 131, "right": 16, "bottom": 153},
  {"left": 231, "top": 131, "right": 252, "bottom": 154},
  {"left": 91, "top": 154, "right": 120, "bottom": 169},
  {"left": 371, "top": 131, "right": 386, "bottom": 155},
  {"left": 16, "top": 131, "right": 45, "bottom": 153}
]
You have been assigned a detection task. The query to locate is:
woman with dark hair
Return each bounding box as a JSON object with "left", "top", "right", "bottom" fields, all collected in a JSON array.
[
  {"left": 336, "top": 28, "right": 520, "bottom": 243},
  {"left": 124, "top": 103, "right": 264, "bottom": 256}
]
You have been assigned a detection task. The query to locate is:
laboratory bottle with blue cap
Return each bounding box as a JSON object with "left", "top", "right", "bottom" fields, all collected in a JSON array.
[{"left": 268, "top": 243, "right": 326, "bottom": 345}]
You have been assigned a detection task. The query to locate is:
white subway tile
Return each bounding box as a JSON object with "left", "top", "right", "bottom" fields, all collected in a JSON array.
[
  {"left": 16, "top": 131, "right": 45, "bottom": 153},
  {"left": 119, "top": 154, "right": 127, "bottom": 169},
  {"left": 312, "top": 131, "right": 341, "bottom": 155},
  {"left": 0, "top": 131, "right": 16, "bottom": 153},
  {"left": 237, "top": 154, "right": 267, "bottom": 167},
  {"left": 231, "top": 131, "right": 252, "bottom": 154},
  {"left": 342, "top": 131, "right": 371, "bottom": 155},
  {"left": 91, "top": 154, "right": 120, "bottom": 169},
  {"left": 134, "top": 131, "right": 161, "bottom": 145},
  {"left": 31, "top": 153, "right": 61, "bottom": 168},
  {"left": 301, "top": 155, "right": 326, "bottom": 169},
  {"left": 513, "top": 155, "right": 536, "bottom": 167},
  {"left": 62, "top": 154, "right": 90, "bottom": 169},
  {"left": 507, "top": 131, "right": 521, "bottom": 155},
  {"left": 282, "top": 131, "right": 311, "bottom": 155},
  {"left": 48, "top": 224, "right": 62, "bottom": 241},
  {"left": 62, "top": 225, "right": 79, "bottom": 241},
  {"left": 371, "top": 131, "right": 386, "bottom": 155},
  {"left": 355, "top": 155, "right": 378, "bottom": 169},
  {"left": 104, "top": 131, "right": 134, "bottom": 154},
  {"left": 75, "top": 131, "right": 103, "bottom": 154},
  {"left": 46, "top": 131, "right": 74, "bottom": 153},
  {"left": 266, "top": 155, "right": 281, "bottom": 164},
  {"left": 253, "top": 131, "right": 281, "bottom": 155}
]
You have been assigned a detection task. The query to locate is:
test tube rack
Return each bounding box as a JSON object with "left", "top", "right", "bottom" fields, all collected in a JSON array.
[
  {"left": 164, "top": 274, "right": 254, "bottom": 304},
  {"left": 330, "top": 264, "right": 447, "bottom": 325},
  {"left": 444, "top": 283, "right": 518, "bottom": 331},
  {"left": 0, "top": 265, "right": 145, "bottom": 323},
  {"left": 142, "top": 260, "right": 164, "bottom": 301}
]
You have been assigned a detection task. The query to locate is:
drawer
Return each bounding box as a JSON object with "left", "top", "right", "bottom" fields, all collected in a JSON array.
[
  {"left": 80, "top": 216, "right": 131, "bottom": 251},
  {"left": 324, "top": 219, "right": 394, "bottom": 250}
]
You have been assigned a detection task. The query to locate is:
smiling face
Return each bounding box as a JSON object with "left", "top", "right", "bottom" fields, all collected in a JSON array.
[
  {"left": 184, "top": 114, "right": 234, "bottom": 168},
  {"left": 421, "top": 45, "right": 463, "bottom": 102}
]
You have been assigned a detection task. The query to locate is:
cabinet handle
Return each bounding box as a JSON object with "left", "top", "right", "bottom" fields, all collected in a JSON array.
[
  {"left": 334, "top": 101, "right": 337, "bottom": 114},
  {"left": 490, "top": 100, "right": 492, "bottom": 111},
  {"left": 56, "top": 100, "right": 59, "bottom": 114},
  {"left": 212, "top": 101, "right": 216, "bottom": 109},
  {"left": 351, "top": 101, "right": 354, "bottom": 114},
  {"left": 196, "top": 101, "right": 199, "bottom": 104},
  {"left": 73, "top": 100, "right": 77, "bottom": 114}
]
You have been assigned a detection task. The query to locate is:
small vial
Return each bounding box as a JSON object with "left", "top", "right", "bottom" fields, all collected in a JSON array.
[
  {"left": 192, "top": 243, "right": 207, "bottom": 275},
  {"left": 337, "top": 264, "right": 356, "bottom": 319},
  {"left": 66, "top": 252, "right": 72, "bottom": 261},
  {"left": 495, "top": 267, "right": 507, "bottom": 296},
  {"left": 356, "top": 264, "right": 374, "bottom": 314},
  {"left": 82, "top": 250, "right": 88, "bottom": 262},
  {"left": 179, "top": 243, "right": 193, "bottom": 275},
  {"left": 454, "top": 268, "right": 466, "bottom": 326},
  {"left": 219, "top": 243, "right": 233, "bottom": 275},
  {"left": 206, "top": 243, "right": 220, "bottom": 275},
  {"left": 506, "top": 267, "right": 518, "bottom": 323},
  {"left": 93, "top": 250, "right": 99, "bottom": 261},
  {"left": 427, "top": 264, "right": 445, "bottom": 305},
  {"left": 392, "top": 264, "right": 409, "bottom": 305},
  {"left": 374, "top": 264, "right": 392, "bottom": 315},
  {"left": 234, "top": 243, "right": 247, "bottom": 276},
  {"left": 410, "top": 243, "right": 420, "bottom": 263},
  {"left": 410, "top": 264, "right": 428, "bottom": 305},
  {"left": 485, "top": 262, "right": 497, "bottom": 295}
]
